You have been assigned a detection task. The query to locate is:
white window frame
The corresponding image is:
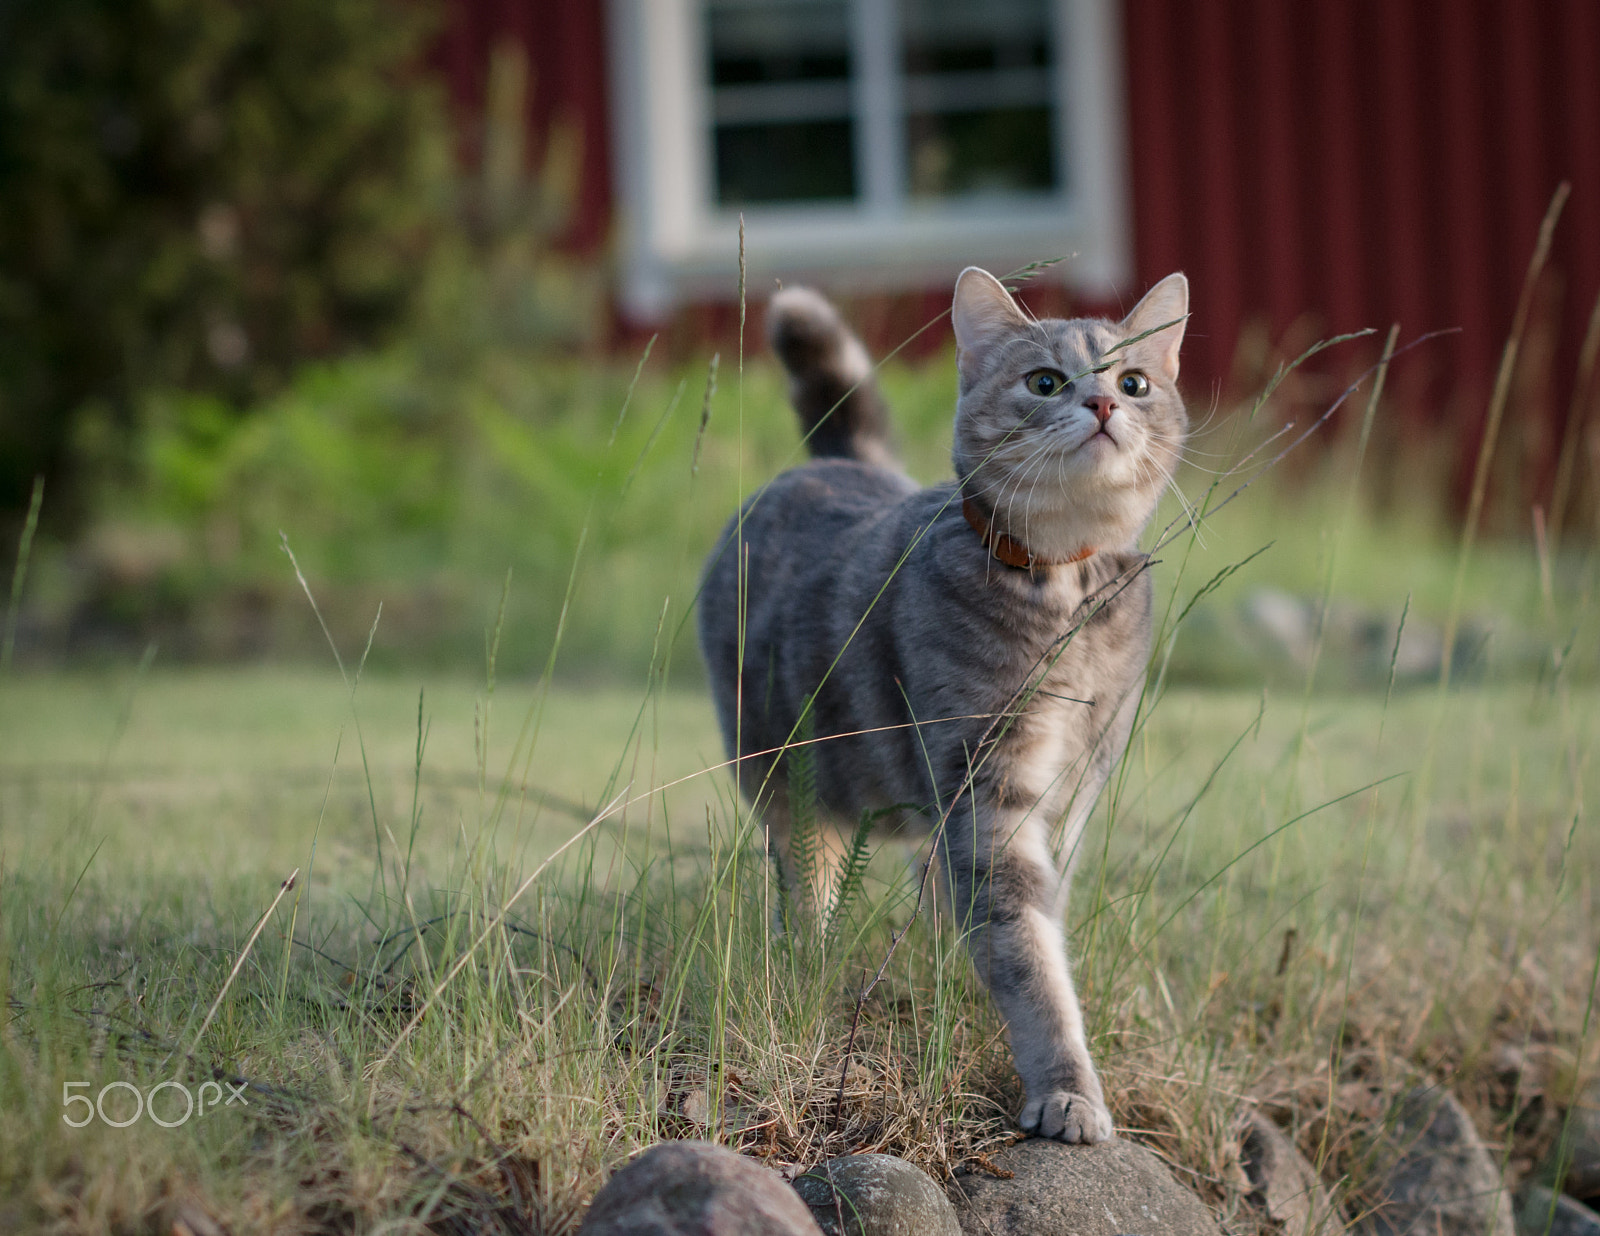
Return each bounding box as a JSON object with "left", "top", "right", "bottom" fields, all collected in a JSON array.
[{"left": 608, "top": 0, "right": 1131, "bottom": 321}]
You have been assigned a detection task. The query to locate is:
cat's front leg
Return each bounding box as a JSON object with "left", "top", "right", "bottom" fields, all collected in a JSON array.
[{"left": 944, "top": 808, "right": 1112, "bottom": 1143}]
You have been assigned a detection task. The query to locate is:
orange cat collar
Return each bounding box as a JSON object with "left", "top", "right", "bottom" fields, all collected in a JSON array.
[{"left": 962, "top": 498, "right": 1095, "bottom": 570}]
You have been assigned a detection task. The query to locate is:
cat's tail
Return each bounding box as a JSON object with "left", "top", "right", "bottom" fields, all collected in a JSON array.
[{"left": 767, "top": 286, "right": 896, "bottom": 467}]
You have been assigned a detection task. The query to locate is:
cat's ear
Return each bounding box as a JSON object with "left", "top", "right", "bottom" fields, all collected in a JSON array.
[
  {"left": 1117, "top": 272, "right": 1189, "bottom": 381},
  {"left": 952, "top": 267, "right": 1030, "bottom": 361}
]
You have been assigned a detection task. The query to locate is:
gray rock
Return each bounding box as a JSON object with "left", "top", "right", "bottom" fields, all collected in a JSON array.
[
  {"left": 1232, "top": 588, "right": 1499, "bottom": 688},
  {"left": 1242, "top": 588, "right": 1319, "bottom": 670},
  {"left": 1548, "top": 1085, "right": 1600, "bottom": 1203},
  {"left": 1240, "top": 1110, "right": 1342, "bottom": 1234},
  {"left": 947, "top": 1136, "right": 1221, "bottom": 1236},
  {"left": 1517, "top": 1186, "right": 1600, "bottom": 1236},
  {"left": 1360, "top": 1088, "right": 1514, "bottom": 1236},
  {"left": 793, "top": 1154, "right": 960, "bottom": 1236},
  {"left": 580, "top": 1140, "right": 823, "bottom": 1236}
]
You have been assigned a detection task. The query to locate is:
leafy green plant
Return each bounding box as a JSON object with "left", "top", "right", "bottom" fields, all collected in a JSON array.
[
  {"left": 0, "top": 251, "right": 1596, "bottom": 1233},
  {"left": 0, "top": 0, "right": 453, "bottom": 514}
]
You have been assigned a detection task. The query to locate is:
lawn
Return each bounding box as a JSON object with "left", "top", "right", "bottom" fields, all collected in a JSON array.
[
  {"left": 2, "top": 661, "right": 1595, "bottom": 1234},
  {"left": 4, "top": 299, "right": 1598, "bottom": 1233}
]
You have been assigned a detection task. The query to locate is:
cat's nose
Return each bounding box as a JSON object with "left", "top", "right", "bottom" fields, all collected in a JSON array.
[{"left": 1084, "top": 396, "right": 1116, "bottom": 426}]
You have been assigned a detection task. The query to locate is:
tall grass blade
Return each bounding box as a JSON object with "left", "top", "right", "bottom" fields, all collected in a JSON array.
[
  {"left": 1, "top": 475, "right": 44, "bottom": 681},
  {"left": 692, "top": 353, "right": 720, "bottom": 476},
  {"left": 1547, "top": 286, "right": 1600, "bottom": 556},
  {"left": 281, "top": 532, "right": 349, "bottom": 684},
  {"left": 1378, "top": 593, "right": 1410, "bottom": 752},
  {"left": 370, "top": 786, "right": 629, "bottom": 1080},
  {"left": 1438, "top": 181, "right": 1569, "bottom": 691},
  {"left": 190, "top": 869, "right": 299, "bottom": 1052},
  {"left": 46, "top": 837, "right": 105, "bottom": 943},
  {"left": 281, "top": 729, "right": 345, "bottom": 1012}
]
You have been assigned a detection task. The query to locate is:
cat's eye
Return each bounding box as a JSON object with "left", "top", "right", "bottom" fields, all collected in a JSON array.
[
  {"left": 1119, "top": 371, "right": 1151, "bottom": 397},
  {"left": 1025, "top": 370, "right": 1068, "bottom": 398}
]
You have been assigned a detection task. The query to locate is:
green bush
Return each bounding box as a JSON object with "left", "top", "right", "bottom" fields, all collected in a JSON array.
[
  {"left": 53, "top": 345, "right": 765, "bottom": 673},
  {"left": 0, "top": 0, "right": 453, "bottom": 515},
  {"left": 39, "top": 335, "right": 963, "bottom": 675}
]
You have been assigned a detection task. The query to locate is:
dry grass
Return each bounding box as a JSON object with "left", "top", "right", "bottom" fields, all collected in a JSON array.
[
  {"left": 4, "top": 239, "right": 1599, "bottom": 1232},
  {"left": 1, "top": 666, "right": 1595, "bottom": 1235}
]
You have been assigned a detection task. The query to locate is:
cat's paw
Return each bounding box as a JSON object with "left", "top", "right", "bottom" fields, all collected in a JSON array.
[{"left": 1019, "top": 1091, "right": 1114, "bottom": 1143}]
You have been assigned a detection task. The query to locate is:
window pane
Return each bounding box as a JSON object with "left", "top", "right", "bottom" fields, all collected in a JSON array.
[
  {"left": 900, "top": 0, "right": 1058, "bottom": 199},
  {"left": 714, "top": 120, "right": 856, "bottom": 204},
  {"left": 905, "top": 106, "right": 1054, "bottom": 197},
  {"left": 707, "top": 0, "right": 856, "bottom": 205},
  {"left": 708, "top": 0, "right": 852, "bottom": 85}
]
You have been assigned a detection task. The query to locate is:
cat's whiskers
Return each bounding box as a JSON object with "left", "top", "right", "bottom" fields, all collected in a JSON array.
[
  {"left": 1147, "top": 429, "right": 1225, "bottom": 476},
  {"left": 1154, "top": 424, "right": 1226, "bottom": 458},
  {"left": 966, "top": 432, "right": 1057, "bottom": 506},
  {"left": 1182, "top": 423, "right": 1228, "bottom": 447},
  {"left": 1006, "top": 425, "right": 1089, "bottom": 556},
  {"left": 963, "top": 432, "right": 1061, "bottom": 570},
  {"left": 1188, "top": 391, "right": 1227, "bottom": 441},
  {"left": 1051, "top": 450, "right": 1074, "bottom": 547},
  {"left": 1160, "top": 471, "right": 1205, "bottom": 544},
  {"left": 1126, "top": 441, "right": 1205, "bottom": 544},
  {"left": 1163, "top": 439, "right": 1232, "bottom": 469},
  {"left": 1182, "top": 398, "right": 1224, "bottom": 441},
  {"left": 970, "top": 415, "right": 1193, "bottom": 559},
  {"left": 1004, "top": 436, "right": 1062, "bottom": 553},
  {"left": 969, "top": 397, "right": 1058, "bottom": 484},
  {"left": 1171, "top": 454, "right": 1228, "bottom": 471},
  {"left": 968, "top": 430, "right": 1056, "bottom": 582},
  {"left": 1020, "top": 437, "right": 1066, "bottom": 553}
]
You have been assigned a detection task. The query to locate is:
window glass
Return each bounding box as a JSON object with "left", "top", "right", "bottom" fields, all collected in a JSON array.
[
  {"left": 707, "top": 0, "right": 856, "bottom": 204},
  {"left": 901, "top": 0, "right": 1057, "bottom": 199}
]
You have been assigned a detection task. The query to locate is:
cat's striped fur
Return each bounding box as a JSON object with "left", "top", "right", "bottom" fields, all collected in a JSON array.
[{"left": 698, "top": 269, "right": 1188, "bottom": 1142}]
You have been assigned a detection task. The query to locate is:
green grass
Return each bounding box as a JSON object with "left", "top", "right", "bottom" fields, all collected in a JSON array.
[
  {"left": 0, "top": 671, "right": 723, "bottom": 883},
  {"left": 25, "top": 333, "right": 1596, "bottom": 685},
  {"left": 4, "top": 293, "right": 1599, "bottom": 1233},
  {"left": 1, "top": 661, "right": 1595, "bottom": 1233}
]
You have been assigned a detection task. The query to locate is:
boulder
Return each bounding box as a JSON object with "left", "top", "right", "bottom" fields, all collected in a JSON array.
[
  {"left": 793, "top": 1153, "right": 960, "bottom": 1236},
  {"left": 1359, "top": 1088, "right": 1513, "bottom": 1236},
  {"left": 1517, "top": 1186, "right": 1600, "bottom": 1236},
  {"left": 1240, "top": 1110, "right": 1342, "bottom": 1234},
  {"left": 580, "top": 1140, "right": 822, "bottom": 1236},
  {"left": 947, "top": 1136, "right": 1221, "bottom": 1236}
]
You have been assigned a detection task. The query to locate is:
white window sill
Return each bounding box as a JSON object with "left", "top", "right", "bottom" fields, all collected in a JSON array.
[
  {"left": 608, "top": 0, "right": 1129, "bottom": 323},
  {"left": 621, "top": 199, "right": 1117, "bottom": 319}
]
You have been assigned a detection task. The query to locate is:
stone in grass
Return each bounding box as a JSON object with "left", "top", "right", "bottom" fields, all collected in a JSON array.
[
  {"left": 1517, "top": 1186, "right": 1600, "bottom": 1236},
  {"left": 1545, "top": 1084, "right": 1600, "bottom": 1204},
  {"left": 1359, "top": 1088, "right": 1514, "bottom": 1236},
  {"left": 1240, "top": 1109, "right": 1343, "bottom": 1234},
  {"left": 948, "top": 1136, "right": 1221, "bottom": 1236},
  {"left": 793, "top": 1153, "right": 960, "bottom": 1236},
  {"left": 579, "top": 1140, "right": 822, "bottom": 1236}
]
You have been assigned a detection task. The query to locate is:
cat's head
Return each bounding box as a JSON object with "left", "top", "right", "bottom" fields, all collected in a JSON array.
[{"left": 950, "top": 269, "right": 1189, "bottom": 560}]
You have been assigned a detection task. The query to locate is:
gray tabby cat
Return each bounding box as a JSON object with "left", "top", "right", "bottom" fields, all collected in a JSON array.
[{"left": 698, "top": 267, "right": 1188, "bottom": 1142}]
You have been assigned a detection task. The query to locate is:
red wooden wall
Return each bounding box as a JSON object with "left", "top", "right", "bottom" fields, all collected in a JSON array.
[
  {"left": 431, "top": 0, "right": 613, "bottom": 253},
  {"left": 1122, "top": 0, "right": 1600, "bottom": 509},
  {"left": 431, "top": 0, "right": 1600, "bottom": 520}
]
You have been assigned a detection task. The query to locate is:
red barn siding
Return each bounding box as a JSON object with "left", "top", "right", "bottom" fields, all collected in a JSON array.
[
  {"left": 1123, "top": 0, "right": 1600, "bottom": 516},
  {"left": 431, "top": 0, "right": 1600, "bottom": 522},
  {"left": 431, "top": 0, "right": 612, "bottom": 252}
]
